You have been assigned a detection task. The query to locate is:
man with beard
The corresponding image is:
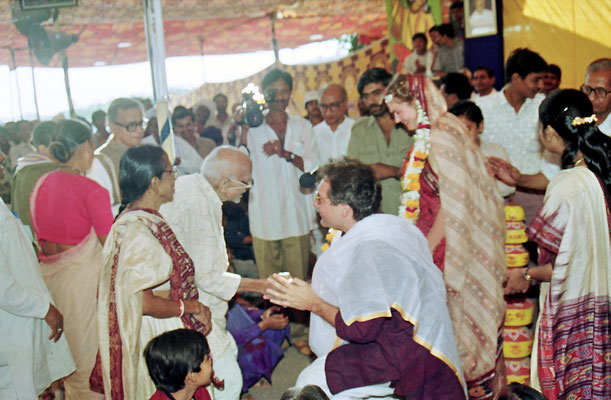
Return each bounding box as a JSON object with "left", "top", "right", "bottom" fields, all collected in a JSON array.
[
  {"left": 347, "top": 68, "right": 413, "bottom": 215},
  {"left": 246, "top": 69, "right": 314, "bottom": 283}
]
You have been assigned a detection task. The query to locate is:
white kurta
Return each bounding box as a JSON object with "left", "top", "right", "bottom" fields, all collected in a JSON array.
[
  {"left": 0, "top": 199, "right": 75, "bottom": 400},
  {"left": 247, "top": 116, "right": 315, "bottom": 240},
  {"left": 304, "top": 117, "right": 355, "bottom": 173},
  {"left": 160, "top": 174, "right": 242, "bottom": 400},
  {"left": 475, "top": 89, "right": 557, "bottom": 174},
  {"left": 160, "top": 174, "right": 241, "bottom": 359}
]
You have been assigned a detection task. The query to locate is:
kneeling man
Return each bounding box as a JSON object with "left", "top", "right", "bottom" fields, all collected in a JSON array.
[{"left": 268, "top": 160, "right": 466, "bottom": 399}]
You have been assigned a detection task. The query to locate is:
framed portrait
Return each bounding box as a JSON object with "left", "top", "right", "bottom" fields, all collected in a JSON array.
[
  {"left": 465, "top": 0, "right": 498, "bottom": 38},
  {"left": 20, "top": 0, "right": 78, "bottom": 10}
]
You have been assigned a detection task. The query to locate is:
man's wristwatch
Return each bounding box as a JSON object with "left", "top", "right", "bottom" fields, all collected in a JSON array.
[{"left": 523, "top": 267, "right": 533, "bottom": 281}]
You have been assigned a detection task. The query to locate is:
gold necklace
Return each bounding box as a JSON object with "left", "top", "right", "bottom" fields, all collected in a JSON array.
[{"left": 574, "top": 158, "right": 585, "bottom": 167}]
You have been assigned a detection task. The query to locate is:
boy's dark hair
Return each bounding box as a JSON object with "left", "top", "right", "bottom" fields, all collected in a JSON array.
[
  {"left": 438, "top": 23, "right": 456, "bottom": 38},
  {"left": 411, "top": 32, "right": 427, "bottom": 45},
  {"left": 441, "top": 73, "right": 473, "bottom": 100},
  {"left": 144, "top": 329, "right": 210, "bottom": 394},
  {"left": 356, "top": 68, "right": 392, "bottom": 96},
  {"left": 498, "top": 382, "right": 547, "bottom": 400},
  {"left": 505, "top": 48, "right": 548, "bottom": 83},
  {"left": 428, "top": 25, "right": 440, "bottom": 35}
]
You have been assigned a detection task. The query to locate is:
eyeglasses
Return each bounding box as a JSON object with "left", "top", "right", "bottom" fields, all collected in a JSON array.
[
  {"left": 112, "top": 120, "right": 144, "bottom": 132},
  {"left": 227, "top": 177, "right": 253, "bottom": 189},
  {"left": 314, "top": 191, "right": 329, "bottom": 203},
  {"left": 162, "top": 166, "right": 178, "bottom": 178},
  {"left": 581, "top": 85, "right": 610, "bottom": 99},
  {"left": 320, "top": 100, "right": 345, "bottom": 111}
]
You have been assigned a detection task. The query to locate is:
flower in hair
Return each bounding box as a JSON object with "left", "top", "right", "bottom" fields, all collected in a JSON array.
[{"left": 571, "top": 114, "right": 597, "bottom": 126}]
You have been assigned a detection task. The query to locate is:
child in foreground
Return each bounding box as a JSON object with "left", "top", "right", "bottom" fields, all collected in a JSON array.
[{"left": 144, "top": 329, "right": 215, "bottom": 400}]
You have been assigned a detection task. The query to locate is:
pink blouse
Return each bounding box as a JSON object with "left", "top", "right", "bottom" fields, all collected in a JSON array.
[{"left": 32, "top": 170, "right": 113, "bottom": 246}]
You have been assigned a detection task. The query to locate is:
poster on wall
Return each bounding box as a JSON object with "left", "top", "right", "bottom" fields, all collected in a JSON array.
[{"left": 465, "top": 0, "right": 497, "bottom": 38}]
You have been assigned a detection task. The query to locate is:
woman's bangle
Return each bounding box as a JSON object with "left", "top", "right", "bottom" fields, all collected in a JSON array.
[{"left": 177, "top": 300, "right": 185, "bottom": 318}]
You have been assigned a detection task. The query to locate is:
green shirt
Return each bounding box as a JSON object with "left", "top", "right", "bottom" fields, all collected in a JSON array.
[{"left": 347, "top": 116, "right": 413, "bottom": 215}]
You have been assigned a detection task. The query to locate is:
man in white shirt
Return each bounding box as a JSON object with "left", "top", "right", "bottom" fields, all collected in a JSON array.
[
  {"left": 0, "top": 199, "right": 75, "bottom": 399},
  {"left": 160, "top": 147, "right": 269, "bottom": 400},
  {"left": 475, "top": 48, "right": 551, "bottom": 223},
  {"left": 171, "top": 106, "right": 216, "bottom": 175},
  {"left": 402, "top": 33, "right": 434, "bottom": 77},
  {"left": 582, "top": 58, "right": 611, "bottom": 136},
  {"left": 305, "top": 83, "right": 354, "bottom": 173},
  {"left": 247, "top": 69, "right": 314, "bottom": 282},
  {"left": 87, "top": 98, "right": 145, "bottom": 215},
  {"left": 471, "top": 65, "right": 497, "bottom": 98}
]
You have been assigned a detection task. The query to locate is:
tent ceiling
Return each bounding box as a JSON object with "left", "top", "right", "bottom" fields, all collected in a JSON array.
[{"left": 0, "top": 0, "right": 388, "bottom": 68}]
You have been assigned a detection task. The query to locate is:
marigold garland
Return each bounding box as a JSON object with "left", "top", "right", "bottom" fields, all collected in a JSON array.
[
  {"left": 399, "top": 99, "right": 431, "bottom": 224},
  {"left": 320, "top": 228, "right": 337, "bottom": 252}
]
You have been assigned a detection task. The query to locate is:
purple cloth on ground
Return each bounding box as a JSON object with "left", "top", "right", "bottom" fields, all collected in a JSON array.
[
  {"left": 325, "top": 309, "right": 464, "bottom": 400},
  {"left": 226, "top": 303, "right": 290, "bottom": 393}
]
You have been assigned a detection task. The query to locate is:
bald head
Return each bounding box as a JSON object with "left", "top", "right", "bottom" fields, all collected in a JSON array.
[
  {"left": 320, "top": 83, "right": 348, "bottom": 131},
  {"left": 201, "top": 146, "right": 252, "bottom": 202}
]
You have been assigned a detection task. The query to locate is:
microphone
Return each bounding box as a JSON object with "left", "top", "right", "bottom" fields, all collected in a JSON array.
[{"left": 299, "top": 168, "right": 318, "bottom": 189}]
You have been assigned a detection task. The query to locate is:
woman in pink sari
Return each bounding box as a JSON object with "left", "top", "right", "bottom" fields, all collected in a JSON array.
[
  {"left": 384, "top": 74, "right": 507, "bottom": 399},
  {"left": 504, "top": 89, "right": 610, "bottom": 400},
  {"left": 30, "top": 119, "right": 113, "bottom": 399}
]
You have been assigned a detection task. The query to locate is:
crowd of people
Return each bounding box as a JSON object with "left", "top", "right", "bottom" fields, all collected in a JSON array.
[{"left": 0, "top": 14, "right": 609, "bottom": 400}]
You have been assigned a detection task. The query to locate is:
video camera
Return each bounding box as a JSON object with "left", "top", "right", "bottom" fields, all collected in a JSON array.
[{"left": 235, "top": 83, "right": 268, "bottom": 127}]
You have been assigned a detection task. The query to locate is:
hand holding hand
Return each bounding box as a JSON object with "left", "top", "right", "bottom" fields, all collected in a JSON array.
[
  {"left": 503, "top": 268, "right": 531, "bottom": 295},
  {"left": 266, "top": 274, "right": 318, "bottom": 311},
  {"left": 44, "top": 304, "right": 64, "bottom": 342},
  {"left": 487, "top": 156, "right": 521, "bottom": 186}
]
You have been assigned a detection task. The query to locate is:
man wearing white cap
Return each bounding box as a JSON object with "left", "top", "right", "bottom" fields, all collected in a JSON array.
[{"left": 304, "top": 91, "right": 323, "bottom": 127}]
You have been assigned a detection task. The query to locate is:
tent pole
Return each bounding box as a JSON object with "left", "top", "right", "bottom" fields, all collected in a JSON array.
[
  {"left": 9, "top": 48, "right": 24, "bottom": 120},
  {"left": 142, "top": 0, "right": 175, "bottom": 164},
  {"left": 61, "top": 51, "right": 76, "bottom": 118},
  {"left": 29, "top": 48, "right": 40, "bottom": 120},
  {"left": 271, "top": 13, "right": 280, "bottom": 65}
]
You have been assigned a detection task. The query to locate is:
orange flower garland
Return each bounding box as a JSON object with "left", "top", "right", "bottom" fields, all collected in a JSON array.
[{"left": 399, "top": 99, "right": 431, "bottom": 223}]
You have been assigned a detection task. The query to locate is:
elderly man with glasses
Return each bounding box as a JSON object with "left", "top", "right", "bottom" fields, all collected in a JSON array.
[
  {"left": 160, "top": 146, "right": 270, "bottom": 400},
  {"left": 583, "top": 58, "right": 611, "bottom": 136},
  {"left": 304, "top": 84, "right": 354, "bottom": 174},
  {"left": 87, "top": 97, "right": 145, "bottom": 215}
]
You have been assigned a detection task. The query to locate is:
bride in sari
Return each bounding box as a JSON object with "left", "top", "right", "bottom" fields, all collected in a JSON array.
[
  {"left": 93, "top": 145, "right": 215, "bottom": 400},
  {"left": 503, "top": 89, "right": 610, "bottom": 400},
  {"left": 30, "top": 119, "right": 113, "bottom": 400},
  {"left": 383, "top": 74, "right": 507, "bottom": 399}
]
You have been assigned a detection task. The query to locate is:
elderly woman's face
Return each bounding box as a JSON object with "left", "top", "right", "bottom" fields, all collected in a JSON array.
[{"left": 387, "top": 100, "right": 419, "bottom": 130}]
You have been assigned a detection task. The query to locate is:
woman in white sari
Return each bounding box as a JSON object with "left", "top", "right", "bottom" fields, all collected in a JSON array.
[
  {"left": 91, "top": 145, "right": 215, "bottom": 400},
  {"left": 504, "top": 89, "right": 611, "bottom": 400}
]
